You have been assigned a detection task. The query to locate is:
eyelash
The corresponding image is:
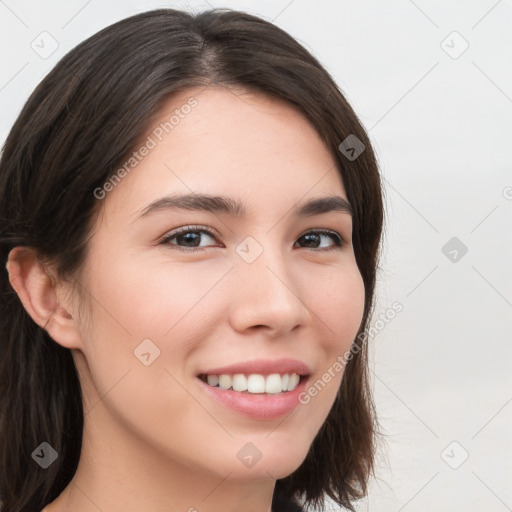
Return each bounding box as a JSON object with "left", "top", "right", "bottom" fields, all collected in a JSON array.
[{"left": 159, "top": 225, "right": 346, "bottom": 253}]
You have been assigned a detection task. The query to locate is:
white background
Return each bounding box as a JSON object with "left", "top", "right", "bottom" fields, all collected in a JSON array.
[{"left": 1, "top": 1, "right": 511, "bottom": 510}]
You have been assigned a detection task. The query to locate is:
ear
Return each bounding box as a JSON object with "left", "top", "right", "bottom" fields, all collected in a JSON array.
[{"left": 5, "top": 246, "right": 83, "bottom": 350}]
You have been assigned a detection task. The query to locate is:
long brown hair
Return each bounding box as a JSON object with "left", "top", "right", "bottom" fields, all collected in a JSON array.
[{"left": 0, "top": 8, "right": 383, "bottom": 511}]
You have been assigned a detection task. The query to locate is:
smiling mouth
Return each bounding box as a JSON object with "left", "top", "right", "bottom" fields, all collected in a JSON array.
[{"left": 198, "top": 372, "right": 306, "bottom": 394}]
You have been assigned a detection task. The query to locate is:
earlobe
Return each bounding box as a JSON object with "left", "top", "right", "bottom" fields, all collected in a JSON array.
[{"left": 6, "top": 246, "right": 83, "bottom": 350}]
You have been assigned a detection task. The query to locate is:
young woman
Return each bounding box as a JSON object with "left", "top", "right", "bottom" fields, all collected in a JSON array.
[{"left": 0, "top": 8, "right": 383, "bottom": 512}]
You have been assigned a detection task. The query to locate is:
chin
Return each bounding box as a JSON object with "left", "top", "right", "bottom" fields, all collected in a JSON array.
[{"left": 224, "top": 443, "right": 310, "bottom": 481}]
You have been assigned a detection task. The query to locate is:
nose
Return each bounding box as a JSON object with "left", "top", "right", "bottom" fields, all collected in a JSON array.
[{"left": 228, "top": 244, "right": 311, "bottom": 338}]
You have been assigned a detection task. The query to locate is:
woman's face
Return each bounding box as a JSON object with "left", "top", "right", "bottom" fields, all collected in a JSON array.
[{"left": 70, "top": 85, "right": 365, "bottom": 481}]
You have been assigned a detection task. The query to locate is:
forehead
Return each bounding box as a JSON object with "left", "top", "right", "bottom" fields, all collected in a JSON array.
[{"left": 99, "top": 85, "right": 346, "bottom": 223}]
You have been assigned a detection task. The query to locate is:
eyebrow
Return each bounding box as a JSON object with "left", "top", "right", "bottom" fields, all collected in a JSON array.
[{"left": 136, "top": 193, "right": 353, "bottom": 220}]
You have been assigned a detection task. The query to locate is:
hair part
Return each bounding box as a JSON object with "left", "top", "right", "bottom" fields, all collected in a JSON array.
[{"left": 0, "top": 8, "right": 383, "bottom": 511}]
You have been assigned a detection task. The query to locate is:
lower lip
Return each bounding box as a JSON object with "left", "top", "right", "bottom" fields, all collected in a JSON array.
[{"left": 197, "top": 376, "right": 309, "bottom": 420}]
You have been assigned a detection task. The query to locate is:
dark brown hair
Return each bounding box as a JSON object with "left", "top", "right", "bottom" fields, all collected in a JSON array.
[{"left": 0, "top": 8, "right": 383, "bottom": 512}]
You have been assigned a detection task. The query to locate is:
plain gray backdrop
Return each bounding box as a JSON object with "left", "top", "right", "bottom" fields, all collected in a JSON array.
[{"left": 1, "top": 1, "right": 511, "bottom": 510}]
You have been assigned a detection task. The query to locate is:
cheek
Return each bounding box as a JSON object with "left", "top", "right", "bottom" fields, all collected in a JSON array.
[
  {"left": 335, "top": 268, "right": 365, "bottom": 333},
  {"left": 298, "top": 263, "right": 365, "bottom": 412},
  {"left": 84, "top": 250, "right": 228, "bottom": 341},
  {"left": 77, "top": 253, "right": 232, "bottom": 409},
  {"left": 74, "top": 255, "right": 226, "bottom": 461},
  {"left": 309, "top": 262, "right": 366, "bottom": 348}
]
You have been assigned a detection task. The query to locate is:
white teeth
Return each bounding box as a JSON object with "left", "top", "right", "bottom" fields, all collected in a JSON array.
[
  {"left": 232, "top": 374, "right": 248, "bottom": 392},
  {"left": 265, "top": 373, "right": 282, "bottom": 394},
  {"left": 247, "top": 374, "right": 266, "bottom": 393},
  {"left": 207, "top": 375, "right": 219, "bottom": 387},
  {"left": 218, "top": 374, "right": 232, "bottom": 390},
  {"left": 287, "top": 373, "right": 300, "bottom": 391},
  {"left": 203, "top": 372, "right": 301, "bottom": 394}
]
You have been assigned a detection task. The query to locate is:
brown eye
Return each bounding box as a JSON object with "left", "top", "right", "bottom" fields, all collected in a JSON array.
[
  {"left": 295, "top": 230, "right": 345, "bottom": 251},
  {"left": 160, "top": 226, "right": 220, "bottom": 252}
]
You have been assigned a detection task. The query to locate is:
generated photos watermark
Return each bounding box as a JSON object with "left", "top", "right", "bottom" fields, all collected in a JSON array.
[
  {"left": 93, "top": 97, "right": 198, "bottom": 200},
  {"left": 298, "top": 301, "right": 403, "bottom": 405}
]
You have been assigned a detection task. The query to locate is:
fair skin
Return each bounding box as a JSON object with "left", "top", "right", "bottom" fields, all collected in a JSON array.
[{"left": 7, "top": 85, "right": 365, "bottom": 512}]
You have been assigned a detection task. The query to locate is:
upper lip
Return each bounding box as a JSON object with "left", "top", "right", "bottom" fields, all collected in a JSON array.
[{"left": 198, "top": 358, "right": 311, "bottom": 376}]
